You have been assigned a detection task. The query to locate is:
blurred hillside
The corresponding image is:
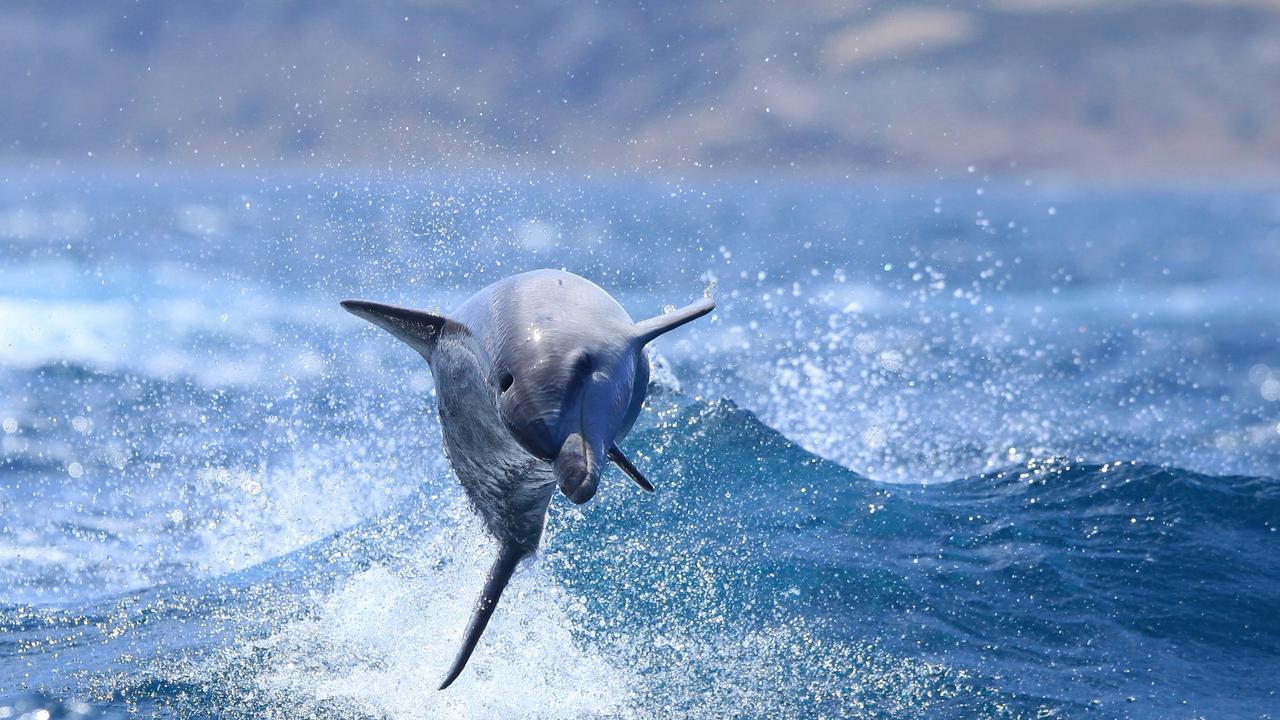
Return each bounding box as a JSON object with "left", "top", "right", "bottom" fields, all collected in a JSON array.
[{"left": 3, "top": 0, "right": 1280, "bottom": 177}]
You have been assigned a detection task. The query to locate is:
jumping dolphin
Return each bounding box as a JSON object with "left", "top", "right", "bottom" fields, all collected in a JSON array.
[{"left": 341, "top": 269, "right": 714, "bottom": 689}]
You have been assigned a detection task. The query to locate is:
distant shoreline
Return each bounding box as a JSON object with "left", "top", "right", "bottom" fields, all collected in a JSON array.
[{"left": 4, "top": 1, "right": 1279, "bottom": 183}]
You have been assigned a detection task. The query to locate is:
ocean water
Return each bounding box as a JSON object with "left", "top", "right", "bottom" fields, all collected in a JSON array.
[{"left": 0, "top": 170, "right": 1277, "bottom": 719}]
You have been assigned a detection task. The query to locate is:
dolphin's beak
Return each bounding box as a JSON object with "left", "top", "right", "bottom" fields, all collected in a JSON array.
[
  {"left": 552, "top": 371, "right": 621, "bottom": 504},
  {"left": 553, "top": 431, "right": 603, "bottom": 504}
]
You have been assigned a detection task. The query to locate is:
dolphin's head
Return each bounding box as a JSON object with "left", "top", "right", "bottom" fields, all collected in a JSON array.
[
  {"left": 497, "top": 342, "right": 649, "bottom": 505},
  {"left": 497, "top": 294, "right": 715, "bottom": 504}
]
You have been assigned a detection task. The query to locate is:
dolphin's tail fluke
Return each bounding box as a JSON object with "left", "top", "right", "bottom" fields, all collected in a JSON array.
[
  {"left": 438, "top": 542, "right": 526, "bottom": 690},
  {"left": 633, "top": 297, "right": 715, "bottom": 345}
]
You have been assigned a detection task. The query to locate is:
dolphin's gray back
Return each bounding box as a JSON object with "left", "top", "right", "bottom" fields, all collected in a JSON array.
[{"left": 429, "top": 324, "right": 551, "bottom": 550}]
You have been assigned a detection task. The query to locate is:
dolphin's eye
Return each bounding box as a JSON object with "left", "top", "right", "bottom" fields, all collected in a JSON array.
[{"left": 498, "top": 372, "right": 514, "bottom": 394}]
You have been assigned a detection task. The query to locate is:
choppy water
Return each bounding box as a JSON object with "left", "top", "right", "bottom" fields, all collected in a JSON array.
[{"left": 1, "top": 170, "right": 1278, "bottom": 718}]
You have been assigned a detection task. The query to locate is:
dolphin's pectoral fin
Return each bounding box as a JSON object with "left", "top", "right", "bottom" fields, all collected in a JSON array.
[
  {"left": 608, "top": 443, "right": 654, "bottom": 492},
  {"left": 340, "top": 299, "right": 449, "bottom": 355},
  {"left": 439, "top": 542, "right": 526, "bottom": 690},
  {"left": 634, "top": 296, "right": 715, "bottom": 345}
]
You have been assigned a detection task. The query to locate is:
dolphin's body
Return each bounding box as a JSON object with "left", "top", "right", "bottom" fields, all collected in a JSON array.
[{"left": 341, "top": 269, "right": 713, "bottom": 688}]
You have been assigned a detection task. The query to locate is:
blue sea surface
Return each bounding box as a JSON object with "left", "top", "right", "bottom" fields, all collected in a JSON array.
[{"left": 0, "top": 171, "right": 1277, "bottom": 718}]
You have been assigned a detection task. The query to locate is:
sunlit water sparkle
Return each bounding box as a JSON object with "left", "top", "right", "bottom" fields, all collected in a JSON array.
[{"left": 1, "top": 172, "right": 1278, "bottom": 718}]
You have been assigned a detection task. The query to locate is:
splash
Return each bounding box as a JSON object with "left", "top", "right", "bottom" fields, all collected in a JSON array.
[{"left": 217, "top": 530, "right": 637, "bottom": 719}]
